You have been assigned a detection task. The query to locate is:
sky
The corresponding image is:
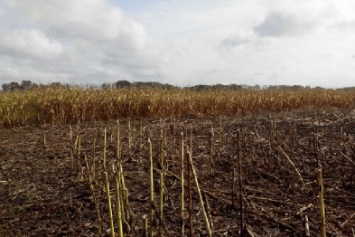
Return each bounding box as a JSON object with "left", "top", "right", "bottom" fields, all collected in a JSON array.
[{"left": 0, "top": 0, "right": 355, "bottom": 88}]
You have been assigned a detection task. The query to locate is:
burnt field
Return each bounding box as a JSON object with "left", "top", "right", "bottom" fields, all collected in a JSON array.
[{"left": 0, "top": 109, "right": 354, "bottom": 236}]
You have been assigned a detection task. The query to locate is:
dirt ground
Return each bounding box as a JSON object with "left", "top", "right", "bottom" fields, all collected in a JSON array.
[{"left": 0, "top": 109, "right": 354, "bottom": 237}]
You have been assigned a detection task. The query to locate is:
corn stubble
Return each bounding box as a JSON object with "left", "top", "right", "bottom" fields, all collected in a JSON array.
[
  {"left": 76, "top": 118, "right": 317, "bottom": 236},
  {"left": 4, "top": 87, "right": 354, "bottom": 236}
]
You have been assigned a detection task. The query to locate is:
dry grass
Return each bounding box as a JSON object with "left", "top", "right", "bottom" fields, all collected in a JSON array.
[{"left": 0, "top": 87, "right": 354, "bottom": 126}]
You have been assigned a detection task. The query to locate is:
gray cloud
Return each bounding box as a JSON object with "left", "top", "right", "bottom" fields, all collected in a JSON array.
[
  {"left": 334, "top": 20, "right": 355, "bottom": 31},
  {"left": 220, "top": 36, "right": 250, "bottom": 49},
  {"left": 254, "top": 11, "right": 314, "bottom": 37}
]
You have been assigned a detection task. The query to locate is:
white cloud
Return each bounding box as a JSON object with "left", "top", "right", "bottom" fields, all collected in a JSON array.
[
  {"left": 146, "top": 0, "right": 355, "bottom": 87},
  {"left": 0, "top": 29, "right": 63, "bottom": 59},
  {"left": 2, "top": 0, "right": 149, "bottom": 49},
  {"left": 0, "top": 0, "right": 354, "bottom": 88},
  {"left": 0, "top": 0, "right": 167, "bottom": 84},
  {"left": 333, "top": 0, "right": 355, "bottom": 21}
]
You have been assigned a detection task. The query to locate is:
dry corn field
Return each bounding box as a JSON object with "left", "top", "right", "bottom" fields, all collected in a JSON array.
[
  {"left": 0, "top": 88, "right": 354, "bottom": 236},
  {"left": 0, "top": 87, "right": 354, "bottom": 126}
]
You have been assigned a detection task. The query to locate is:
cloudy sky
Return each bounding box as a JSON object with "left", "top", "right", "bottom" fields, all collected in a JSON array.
[{"left": 0, "top": 0, "right": 354, "bottom": 88}]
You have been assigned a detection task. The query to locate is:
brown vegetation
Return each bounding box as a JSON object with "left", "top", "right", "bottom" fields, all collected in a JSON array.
[
  {"left": 0, "top": 88, "right": 354, "bottom": 236},
  {"left": 0, "top": 87, "right": 354, "bottom": 126}
]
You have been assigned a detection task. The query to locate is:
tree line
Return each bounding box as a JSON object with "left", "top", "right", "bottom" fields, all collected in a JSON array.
[
  {"left": 1, "top": 79, "right": 347, "bottom": 92},
  {"left": 1, "top": 80, "right": 69, "bottom": 92}
]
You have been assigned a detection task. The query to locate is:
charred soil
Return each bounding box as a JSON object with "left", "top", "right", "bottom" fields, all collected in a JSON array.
[{"left": 1, "top": 109, "right": 354, "bottom": 236}]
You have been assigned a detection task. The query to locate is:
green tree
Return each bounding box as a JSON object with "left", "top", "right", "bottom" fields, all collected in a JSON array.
[{"left": 115, "top": 80, "right": 131, "bottom": 88}]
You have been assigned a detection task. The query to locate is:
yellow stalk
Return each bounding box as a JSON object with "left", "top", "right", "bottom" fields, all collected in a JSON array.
[
  {"left": 180, "top": 132, "right": 185, "bottom": 237},
  {"left": 103, "top": 128, "right": 107, "bottom": 169},
  {"left": 188, "top": 150, "right": 212, "bottom": 237},
  {"left": 159, "top": 135, "right": 165, "bottom": 235},
  {"left": 318, "top": 169, "right": 326, "bottom": 237},
  {"left": 148, "top": 136, "right": 155, "bottom": 236},
  {"left": 104, "top": 171, "right": 115, "bottom": 237},
  {"left": 115, "top": 166, "right": 124, "bottom": 237},
  {"left": 84, "top": 153, "right": 102, "bottom": 235}
]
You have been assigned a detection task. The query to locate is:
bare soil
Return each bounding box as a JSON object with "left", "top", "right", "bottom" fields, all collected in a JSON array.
[{"left": 1, "top": 109, "right": 354, "bottom": 236}]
